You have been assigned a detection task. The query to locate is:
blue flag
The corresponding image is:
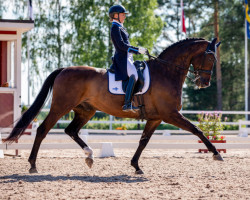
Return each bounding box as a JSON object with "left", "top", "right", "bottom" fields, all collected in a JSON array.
[
  {"left": 247, "top": 21, "right": 250, "bottom": 39},
  {"left": 245, "top": 0, "right": 250, "bottom": 39}
]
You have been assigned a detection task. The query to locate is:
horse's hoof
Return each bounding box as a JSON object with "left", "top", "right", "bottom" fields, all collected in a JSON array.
[
  {"left": 135, "top": 169, "right": 144, "bottom": 174},
  {"left": 29, "top": 168, "right": 38, "bottom": 174},
  {"left": 85, "top": 157, "right": 94, "bottom": 168},
  {"left": 213, "top": 153, "right": 224, "bottom": 161}
]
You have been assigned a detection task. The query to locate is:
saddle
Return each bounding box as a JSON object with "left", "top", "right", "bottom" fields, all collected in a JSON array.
[
  {"left": 108, "top": 60, "right": 148, "bottom": 120},
  {"left": 109, "top": 60, "right": 146, "bottom": 94}
]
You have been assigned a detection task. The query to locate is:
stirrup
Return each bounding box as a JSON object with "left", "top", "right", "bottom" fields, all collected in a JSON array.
[{"left": 122, "top": 103, "right": 139, "bottom": 113}]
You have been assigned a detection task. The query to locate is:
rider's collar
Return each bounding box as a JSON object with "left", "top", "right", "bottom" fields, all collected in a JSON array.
[{"left": 112, "top": 20, "right": 123, "bottom": 27}]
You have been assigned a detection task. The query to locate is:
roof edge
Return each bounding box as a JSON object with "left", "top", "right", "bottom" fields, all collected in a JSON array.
[{"left": 0, "top": 19, "right": 34, "bottom": 23}]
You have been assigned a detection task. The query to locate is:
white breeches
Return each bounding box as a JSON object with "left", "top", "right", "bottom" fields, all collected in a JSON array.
[{"left": 127, "top": 53, "right": 138, "bottom": 81}]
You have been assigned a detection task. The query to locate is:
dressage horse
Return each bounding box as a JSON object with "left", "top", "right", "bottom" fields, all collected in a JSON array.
[{"left": 5, "top": 38, "right": 223, "bottom": 174}]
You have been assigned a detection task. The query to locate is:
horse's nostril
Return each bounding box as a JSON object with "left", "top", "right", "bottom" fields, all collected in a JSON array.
[{"left": 205, "top": 81, "right": 210, "bottom": 86}]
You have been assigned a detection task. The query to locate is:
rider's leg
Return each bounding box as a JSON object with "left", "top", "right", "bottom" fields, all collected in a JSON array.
[
  {"left": 127, "top": 53, "right": 138, "bottom": 81},
  {"left": 123, "top": 53, "right": 139, "bottom": 113}
]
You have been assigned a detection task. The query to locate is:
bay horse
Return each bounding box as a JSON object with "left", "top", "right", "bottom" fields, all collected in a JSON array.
[{"left": 5, "top": 38, "right": 223, "bottom": 174}]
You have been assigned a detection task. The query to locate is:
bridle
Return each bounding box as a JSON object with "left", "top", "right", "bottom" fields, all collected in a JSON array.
[{"left": 146, "top": 43, "right": 217, "bottom": 83}]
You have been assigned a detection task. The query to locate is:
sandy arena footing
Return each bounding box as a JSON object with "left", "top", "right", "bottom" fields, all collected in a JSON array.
[{"left": 0, "top": 149, "right": 250, "bottom": 200}]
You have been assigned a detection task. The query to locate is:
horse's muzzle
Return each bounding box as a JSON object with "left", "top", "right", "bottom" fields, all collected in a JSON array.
[
  {"left": 195, "top": 77, "right": 210, "bottom": 88},
  {"left": 202, "top": 81, "right": 210, "bottom": 88}
]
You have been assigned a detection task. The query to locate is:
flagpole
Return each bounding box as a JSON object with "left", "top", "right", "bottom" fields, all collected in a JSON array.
[
  {"left": 27, "top": 0, "right": 30, "bottom": 106},
  {"left": 245, "top": 19, "right": 248, "bottom": 120},
  {"left": 180, "top": 0, "right": 186, "bottom": 39},
  {"left": 27, "top": 33, "right": 30, "bottom": 106},
  {"left": 181, "top": 0, "right": 183, "bottom": 40},
  {"left": 27, "top": 0, "right": 33, "bottom": 106}
]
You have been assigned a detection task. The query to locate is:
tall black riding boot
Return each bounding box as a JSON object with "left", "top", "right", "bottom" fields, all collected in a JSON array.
[{"left": 122, "top": 75, "right": 139, "bottom": 113}]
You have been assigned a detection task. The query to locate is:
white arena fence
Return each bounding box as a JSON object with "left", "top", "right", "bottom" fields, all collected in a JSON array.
[
  {"left": 40, "top": 109, "right": 250, "bottom": 131},
  {"left": 1, "top": 110, "right": 250, "bottom": 157},
  {"left": 1, "top": 128, "right": 250, "bottom": 158}
]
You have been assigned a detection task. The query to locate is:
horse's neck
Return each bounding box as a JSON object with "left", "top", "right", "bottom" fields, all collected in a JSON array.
[{"left": 154, "top": 41, "right": 206, "bottom": 88}]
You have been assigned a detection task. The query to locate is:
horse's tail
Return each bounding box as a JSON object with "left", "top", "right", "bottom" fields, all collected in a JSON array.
[{"left": 4, "top": 68, "right": 64, "bottom": 143}]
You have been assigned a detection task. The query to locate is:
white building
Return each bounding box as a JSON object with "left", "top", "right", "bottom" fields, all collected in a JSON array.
[{"left": 0, "top": 19, "right": 34, "bottom": 128}]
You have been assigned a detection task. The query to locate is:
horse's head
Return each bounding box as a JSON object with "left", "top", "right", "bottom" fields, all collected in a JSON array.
[{"left": 191, "top": 38, "right": 220, "bottom": 88}]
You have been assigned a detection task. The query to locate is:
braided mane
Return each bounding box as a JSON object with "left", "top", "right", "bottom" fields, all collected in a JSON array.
[{"left": 158, "top": 38, "right": 205, "bottom": 58}]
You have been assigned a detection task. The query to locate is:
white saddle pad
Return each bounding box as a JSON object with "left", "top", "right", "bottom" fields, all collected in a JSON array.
[{"left": 108, "top": 61, "right": 150, "bottom": 95}]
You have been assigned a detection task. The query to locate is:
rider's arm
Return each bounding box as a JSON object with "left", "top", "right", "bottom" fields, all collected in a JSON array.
[{"left": 111, "top": 25, "right": 140, "bottom": 54}]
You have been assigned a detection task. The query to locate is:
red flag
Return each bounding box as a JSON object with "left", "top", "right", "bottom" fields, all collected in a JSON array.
[{"left": 181, "top": 0, "right": 186, "bottom": 33}]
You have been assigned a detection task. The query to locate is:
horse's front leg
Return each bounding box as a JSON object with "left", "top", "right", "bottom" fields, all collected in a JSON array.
[
  {"left": 163, "top": 111, "right": 223, "bottom": 161},
  {"left": 131, "top": 119, "right": 162, "bottom": 174}
]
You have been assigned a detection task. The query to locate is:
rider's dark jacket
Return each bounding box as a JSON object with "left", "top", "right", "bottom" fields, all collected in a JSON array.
[{"left": 110, "top": 21, "right": 140, "bottom": 81}]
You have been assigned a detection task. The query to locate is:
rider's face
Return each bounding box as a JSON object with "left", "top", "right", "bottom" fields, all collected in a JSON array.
[
  {"left": 119, "top": 13, "right": 126, "bottom": 23},
  {"left": 114, "top": 13, "right": 126, "bottom": 23}
]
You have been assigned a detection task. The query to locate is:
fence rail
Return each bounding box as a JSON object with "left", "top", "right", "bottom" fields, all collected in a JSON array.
[
  {"left": 1, "top": 143, "right": 250, "bottom": 150},
  {"left": 38, "top": 110, "right": 250, "bottom": 130},
  {"left": 1, "top": 132, "right": 250, "bottom": 151},
  {"left": 0, "top": 128, "right": 244, "bottom": 135},
  {"left": 1, "top": 110, "right": 250, "bottom": 157},
  {"left": 40, "top": 109, "right": 250, "bottom": 115}
]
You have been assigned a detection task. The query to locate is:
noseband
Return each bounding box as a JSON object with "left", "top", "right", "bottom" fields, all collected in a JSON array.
[
  {"left": 146, "top": 44, "right": 217, "bottom": 83},
  {"left": 189, "top": 49, "right": 217, "bottom": 82}
]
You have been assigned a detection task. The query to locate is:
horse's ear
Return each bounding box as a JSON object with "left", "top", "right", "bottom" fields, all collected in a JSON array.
[
  {"left": 211, "top": 38, "right": 217, "bottom": 45},
  {"left": 209, "top": 38, "right": 217, "bottom": 52},
  {"left": 216, "top": 42, "right": 221, "bottom": 48}
]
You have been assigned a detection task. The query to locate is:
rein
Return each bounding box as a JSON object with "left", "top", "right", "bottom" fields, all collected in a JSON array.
[
  {"left": 146, "top": 52, "right": 197, "bottom": 82},
  {"left": 146, "top": 48, "right": 217, "bottom": 83}
]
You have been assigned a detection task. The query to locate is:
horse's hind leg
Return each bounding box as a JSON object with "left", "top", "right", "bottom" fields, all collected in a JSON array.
[
  {"left": 131, "top": 119, "right": 162, "bottom": 174},
  {"left": 65, "top": 103, "right": 96, "bottom": 168},
  {"left": 28, "top": 111, "right": 65, "bottom": 173}
]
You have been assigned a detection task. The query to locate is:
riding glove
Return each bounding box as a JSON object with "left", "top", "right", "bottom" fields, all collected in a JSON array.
[{"left": 138, "top": 47, "right": 148, "bottom": 55}]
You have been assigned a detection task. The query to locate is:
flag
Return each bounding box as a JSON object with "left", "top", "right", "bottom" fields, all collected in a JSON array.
[
  {"left": 246, "top": 0, "right": 250, "bottom": 23},
  {"left": 247, "top": 21, "right": 250, "bottom": 39},
  {"left": 28, "top": 0, "right": 33, "bottom": 20},
  {"left": 181, "top": 0, "right": 186, "bottom": 34},
  {"left": 245, "top": 0, "right": 250, "bottom": 39}
]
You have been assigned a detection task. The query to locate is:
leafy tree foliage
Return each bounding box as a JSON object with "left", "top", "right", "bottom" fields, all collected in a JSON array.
[
  {"left": 183, "top": 0, "right": 245, "bottom": 111},
  {"left": 68, "top": 0, "right": 163, "bottom": 68},
  {"left": 1, "top": 0, "right": 248, "bottom": 113},
  {"left": 158, "top": 0, "right": 246, "bottom": 111},
  {"left": 1, "top": 1, "right": 162, "bottom": 100}
]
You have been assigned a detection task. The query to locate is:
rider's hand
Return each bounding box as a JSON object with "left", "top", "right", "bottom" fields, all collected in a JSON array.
[{"left": 138, "top": 47, "right": 148, "bottom": 55}]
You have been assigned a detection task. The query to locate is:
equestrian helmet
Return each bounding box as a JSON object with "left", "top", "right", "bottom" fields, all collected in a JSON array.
[{"left": 109, "top": 5, "right": 129, "bottom": 16}]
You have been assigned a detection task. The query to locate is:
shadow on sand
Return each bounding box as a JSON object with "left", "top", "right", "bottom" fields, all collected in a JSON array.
[{"left": 0, "top": 174, "right": 149, "bottom": 184}]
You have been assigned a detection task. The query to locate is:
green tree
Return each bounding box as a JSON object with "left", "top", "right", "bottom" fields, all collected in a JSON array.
[
  {"left": 183, "top": 0, "right": 245, "bottom": 111},
  {"left": 20, "top": 1, "right": 71, "bottom": 98},
  {"left": 157, "top": 0, "right": 245, "bottom": 112},
  {"left": 0, "top": 0, "right": 5, "bottom": 18},
  {"left": 156, "top": 0, "right": 209, "bottom": 45},
  {"left": 16, "top": 0, "right": 162, "bottom": 101},
  {"left": 68, "top": 0, "right": 163, "bottom": 68}
]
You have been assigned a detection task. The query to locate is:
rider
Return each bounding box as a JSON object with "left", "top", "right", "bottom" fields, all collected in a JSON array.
[{"left": 109, "top": 4, "right": 148, "bottom": 113}]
